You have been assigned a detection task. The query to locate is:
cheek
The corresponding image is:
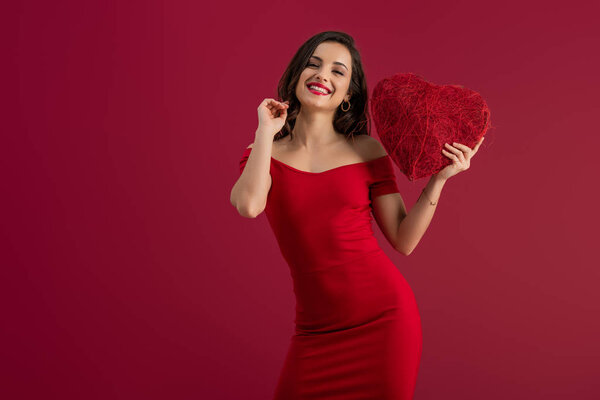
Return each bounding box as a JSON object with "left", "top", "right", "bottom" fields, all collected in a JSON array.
[
  {"left": 297, "top": 72, "right": 310, "bottom": 89},
  {"left": 299, "top": 70, "right": 311, "bottom": 82},
  {"left": 334, "top": 80, "right": 351, "bottom": 96}
]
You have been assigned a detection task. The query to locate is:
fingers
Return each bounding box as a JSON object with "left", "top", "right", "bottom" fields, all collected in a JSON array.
[
  {"left": 441, "top": 148, "right": 459, "bottom": 163},
  {"left": 269, "top": 99, "right": 289, "bottom": 107},
  {"left": 265, "top": 99, "right": 289, "bottom": 113},
  {"left": 273, "top": 103, "right": 288, "bottom": 117},
  {"left": 443, "top": 143, "right": 464, "bottom": 159},
  {"left": 450, "top": 142, "right": 470, "bottom": 152},
  {"left": 472, "top": 136, "right": 485, "bottom": 155},
  {"left": 259, "top": 98, "right": 289, "bottom": 121},
  {"left": 445, "top": 137, "right": 485, "bottom": 159},
  {"left": 272, "top": 101, "right": 288, "bottom": 119},
  {"left": 259, "top": 98, "right": 273, "bottom": 109},
  {"left": 275, "top": 103, "right": 289, "bottom": 117},
  {"left": 259, "top": 98, "right": 289, "bottom": 110}
]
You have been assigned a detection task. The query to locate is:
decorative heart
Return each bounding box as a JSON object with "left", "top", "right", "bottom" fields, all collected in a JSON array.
[{"left": 371, "top": 73, "right": 491, "bottom": 181}]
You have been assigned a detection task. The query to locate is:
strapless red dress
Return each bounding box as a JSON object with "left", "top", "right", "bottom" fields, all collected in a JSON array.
[{"left": 239, "top": 145, "right": 422, "bottom": 399}]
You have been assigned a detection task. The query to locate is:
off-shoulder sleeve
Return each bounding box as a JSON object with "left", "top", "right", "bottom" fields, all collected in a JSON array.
[
  {"left": 369, "top": 156, "right": 400, "bottom": 199},
  {"left": 239, "top": 147, "right": 252, "bottom": 175}
]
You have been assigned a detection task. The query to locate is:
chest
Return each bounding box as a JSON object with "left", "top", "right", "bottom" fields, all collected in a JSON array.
[{"left": 265, "top": 162, "right": 373, "bottom": 216}]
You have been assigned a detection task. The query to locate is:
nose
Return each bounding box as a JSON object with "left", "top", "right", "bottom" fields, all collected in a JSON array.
[{"left": 314, "top": 71, "right": 329, "bottom": 83}]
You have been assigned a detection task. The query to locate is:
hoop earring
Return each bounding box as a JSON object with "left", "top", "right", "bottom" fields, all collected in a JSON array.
[{"left": 341, "top": 99, "right": 351, "bottom": 112}]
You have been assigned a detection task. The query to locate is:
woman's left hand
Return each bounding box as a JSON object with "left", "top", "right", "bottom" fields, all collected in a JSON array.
[{"left": 435, "top": 136, "right": 485, "bottom": 181}]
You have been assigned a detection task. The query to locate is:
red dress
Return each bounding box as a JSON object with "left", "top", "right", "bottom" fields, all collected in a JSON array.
[{"left": 239, "top": 145, "right": 423, "bottom": 399}]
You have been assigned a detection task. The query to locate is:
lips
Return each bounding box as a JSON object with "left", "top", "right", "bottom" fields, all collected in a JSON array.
[{"left": 306, "top": 82, "right": 331, "bottom": 94}]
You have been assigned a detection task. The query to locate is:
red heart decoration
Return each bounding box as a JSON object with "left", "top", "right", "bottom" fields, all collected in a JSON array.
[{"left": 371, "top": 73, "right": 491, "bottom": 181}]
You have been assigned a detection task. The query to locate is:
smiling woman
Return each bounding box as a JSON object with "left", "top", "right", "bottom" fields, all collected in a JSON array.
[
  {"left": 274, "top": 31, "right": 370, "bottom": 141},
  {"left": 231, "top": 30, "right": 424, "bottom": 400}
]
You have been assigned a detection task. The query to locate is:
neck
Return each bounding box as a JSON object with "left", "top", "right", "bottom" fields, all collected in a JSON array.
[{"left": 290, "top": 108, "right": 342, "bottom": 149}]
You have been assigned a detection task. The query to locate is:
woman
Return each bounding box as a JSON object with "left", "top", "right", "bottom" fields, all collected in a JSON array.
[{"left": 230, "top": 31, "right": 483, "bottom": 400}]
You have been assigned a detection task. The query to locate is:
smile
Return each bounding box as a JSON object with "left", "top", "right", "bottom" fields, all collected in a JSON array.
[{"left": 307, "top": 84, "right": 331, "bottom": 95}]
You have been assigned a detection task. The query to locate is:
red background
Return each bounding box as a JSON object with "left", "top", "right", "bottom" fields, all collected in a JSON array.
[{"left": 3, "top": 0, "right": 600, "bottom": 399}]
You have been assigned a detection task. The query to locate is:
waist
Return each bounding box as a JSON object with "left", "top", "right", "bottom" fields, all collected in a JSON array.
[{"left": 286, "top": 247, "right": 387, "bottom": 276}]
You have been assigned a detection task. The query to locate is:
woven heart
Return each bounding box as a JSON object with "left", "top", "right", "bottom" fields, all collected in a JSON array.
[{"left": 371, "top": 73, "right": 491, "bottom": 181}]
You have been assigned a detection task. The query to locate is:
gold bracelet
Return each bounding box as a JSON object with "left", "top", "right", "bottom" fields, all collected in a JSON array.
[{"left": 421, "top": 188, "right": 437, "bottom": 206}]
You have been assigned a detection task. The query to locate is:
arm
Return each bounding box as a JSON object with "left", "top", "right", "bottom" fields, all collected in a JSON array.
[
  {"left": 373, "top": 138, "right": 484, "bottom": 255},
  {"left": 371, "top": 175, "right": 445, "bottom": 256},
  {"left": 229, "top": 129, "right": 273, "bottom": 218},
  {"left": 395, "top": 175, "right": 446, "bottom": 255}
]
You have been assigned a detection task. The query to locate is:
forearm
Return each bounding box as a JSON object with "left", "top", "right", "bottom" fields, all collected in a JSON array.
[
  {"left": 230, "top": 129, "right": 273, "bottom": 217},
  {"left": 395, "top": 174, "right": 447, "bottom": 255}
]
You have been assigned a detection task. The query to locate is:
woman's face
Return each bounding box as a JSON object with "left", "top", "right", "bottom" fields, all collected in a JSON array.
[{"left": 295, "top": 41, "right": 353, "bottom": 112}]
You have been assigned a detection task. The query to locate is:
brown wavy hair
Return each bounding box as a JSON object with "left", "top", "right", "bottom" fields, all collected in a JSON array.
[{"left": 274, "top": 31, "right": 371, "bottom": 142}]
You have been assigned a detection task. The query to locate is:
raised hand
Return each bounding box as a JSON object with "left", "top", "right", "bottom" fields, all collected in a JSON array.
[
  {"left": 435, "top": 136, "right": 485, "bottom": 180},
  {"left": 257, "top": 98, "right": 290, "bottom": 137}
]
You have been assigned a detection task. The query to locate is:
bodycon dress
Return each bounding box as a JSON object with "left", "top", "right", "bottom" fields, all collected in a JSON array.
[{"left": 239, "top": 145, "right": 423, "bottom": 400}]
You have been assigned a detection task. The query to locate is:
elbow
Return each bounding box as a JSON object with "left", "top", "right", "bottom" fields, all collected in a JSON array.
[
  {"left": 394, "top": 243, "right": 413, "bottom": 256},
  {"left": 230, "top": 194, "right": 264, "bottom": 218},
  {"left": 237, "top": 204, "right": 263, "bottom": 218},
  {"left": 397, "top": 248, "right": 411, "bottom": 256},
  {"left": 403, "top": 246, "right": 416, "bottom": 256}
]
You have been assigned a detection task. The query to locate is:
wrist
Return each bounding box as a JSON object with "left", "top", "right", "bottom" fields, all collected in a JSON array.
[
  {"left": 252, "top": 130, "right": 275, "bottom": 153},
  {"left": 432, "top": 173, "right": 448, "bottom": 184},
  {"left": 255, "top": 127, "right": 276, "bottom": 140}
]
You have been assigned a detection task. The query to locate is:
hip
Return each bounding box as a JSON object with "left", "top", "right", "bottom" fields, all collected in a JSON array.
[{"left": 291, "top": 251, "right": 419, "bottom": 333}]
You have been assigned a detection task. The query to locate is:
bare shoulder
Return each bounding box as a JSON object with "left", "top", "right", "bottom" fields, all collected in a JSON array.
[{"left": 352, "top": 135, "right": 388, "bottom": 160}]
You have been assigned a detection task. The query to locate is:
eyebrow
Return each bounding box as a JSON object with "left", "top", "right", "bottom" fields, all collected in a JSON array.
[{"left": 310, "top": 55, "right": 348, "bottom": 71}]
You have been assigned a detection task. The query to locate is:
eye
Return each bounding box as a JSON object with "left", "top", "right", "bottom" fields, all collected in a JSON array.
[{"left": 307, "top": 63, "right": 344, "bottom": 76}]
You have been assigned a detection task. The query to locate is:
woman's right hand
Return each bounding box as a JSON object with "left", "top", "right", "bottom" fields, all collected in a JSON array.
[{"left": 257, "top": 98, "right": 290, "bottom": 136}]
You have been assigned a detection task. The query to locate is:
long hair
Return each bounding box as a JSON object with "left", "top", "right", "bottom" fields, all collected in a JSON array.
[{"left": 275, "top": 31, "right": 371, "bottom": 141}]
